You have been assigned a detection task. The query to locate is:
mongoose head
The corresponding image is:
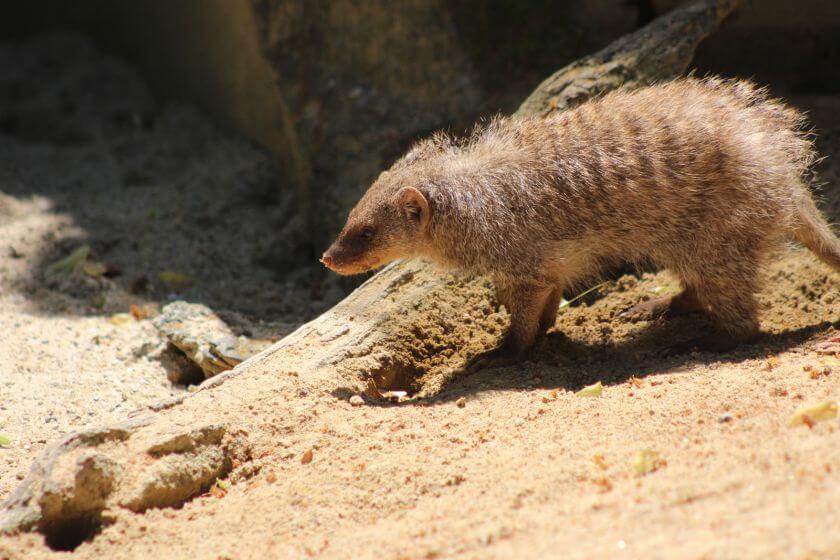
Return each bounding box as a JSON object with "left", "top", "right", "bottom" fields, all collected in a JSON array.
[{"left": 321, "top": 171, "right": 431, "bottom": 276}]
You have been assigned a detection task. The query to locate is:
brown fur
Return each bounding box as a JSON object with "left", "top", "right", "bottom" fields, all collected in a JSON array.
[{"left": 322, "top": 77, "right": 840, "bottom": 354}]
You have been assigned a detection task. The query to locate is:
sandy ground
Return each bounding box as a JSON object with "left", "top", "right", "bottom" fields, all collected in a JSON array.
[
  {"left": 0, "top": 34, "right": 342, "bottom": 500},
  {"left": 1, "top": 33, "right": 840, "bottom": 560}
]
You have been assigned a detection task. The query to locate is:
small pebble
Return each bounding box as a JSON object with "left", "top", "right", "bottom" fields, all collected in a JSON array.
[
  {"left": 349, "top": 395, "right": 364, "bottom": 407},
  {"left": 301, "top": 449, "right": 314, "bottom": 464},
  {"left": 718, "top": 413, "right": 733, "bottom": 423},
  {"left": 456, "top": 397, "right": 467, "bottom": 408}
]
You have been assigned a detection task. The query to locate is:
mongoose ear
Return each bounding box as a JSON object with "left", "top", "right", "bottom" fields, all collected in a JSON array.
[{"left": 399, "top": 187, "right": 430, "bottom": 230}]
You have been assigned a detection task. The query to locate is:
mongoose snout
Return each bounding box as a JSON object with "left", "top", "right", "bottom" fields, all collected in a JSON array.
[{"left": 323, "top": 77, "right": 840, "bottom": 357}]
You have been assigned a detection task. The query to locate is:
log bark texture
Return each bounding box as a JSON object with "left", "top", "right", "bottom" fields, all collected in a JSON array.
[{"left": 0, "top": 0, "right": 737, "bottom": 544}]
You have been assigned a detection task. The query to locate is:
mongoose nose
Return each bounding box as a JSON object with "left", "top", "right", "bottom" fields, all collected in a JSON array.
[{"left": 320, "top": 254, "right": 334, "bottom": 268}]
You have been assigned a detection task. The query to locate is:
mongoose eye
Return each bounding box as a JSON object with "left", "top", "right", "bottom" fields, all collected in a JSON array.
[{"left": 358, "top": 227, "right": 374, "bottom": 242}]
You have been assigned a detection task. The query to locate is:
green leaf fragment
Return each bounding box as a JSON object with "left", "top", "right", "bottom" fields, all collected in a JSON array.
[
  {"left": 576, "top": 381, "right": 603, "bottom": 397},
  {"left": 45, "top": 245, "right": 90, "bottom": 278},
  {"left": 0, "top": 434, "right": 12, "bottom": 448}
]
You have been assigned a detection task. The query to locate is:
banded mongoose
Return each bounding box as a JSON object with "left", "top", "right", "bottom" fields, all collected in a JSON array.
[{"left": 322, "top": 77, "right": 840, "bottom": 356}]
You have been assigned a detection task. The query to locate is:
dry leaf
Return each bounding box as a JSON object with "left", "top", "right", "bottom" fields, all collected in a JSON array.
[
  {"left": 301, "top": 449, "right": 314, "bottom": 464},
  {"left": 592, "top": 453, "right": 608, "bottom": 470},
  {"left": 633, "top": 449, "right": 664, "bottom": 476},
  {"left": 789, "top": 400, "right": 838, "bottom": 427},
  {"left": 129, "top": 303, "right": 156, "bottom": 320},
  {"left": 82, "top": 261, "right": 107, "bottom": 278},
  {"left": 765, "top": 356, "right": 782, "bottom": 371},
  {"left": 592, "top": 476, "right": 613, "bottom": 492},
  {"left": 820, "top": 356, "right": 840, "bottom": 368},
  {"left": 109, "top": 313, "right": 134, "bottom": 326}
]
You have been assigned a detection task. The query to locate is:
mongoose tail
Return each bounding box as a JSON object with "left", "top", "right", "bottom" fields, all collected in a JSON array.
[{"left": 794, "top": 195, "right": 840, "bottom": 272}]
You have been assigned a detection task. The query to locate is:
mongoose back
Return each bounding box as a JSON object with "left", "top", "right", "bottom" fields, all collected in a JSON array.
[{"left": 322, "top": 77, "right": 840, "bottom": 355}]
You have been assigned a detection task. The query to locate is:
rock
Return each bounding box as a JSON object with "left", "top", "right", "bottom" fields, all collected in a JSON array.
[
  {"left": 349, "top": 395, "right": 365, "bottom": 407},
  {"left": 0, "top": 415, "right": 249, "bottom": 549},
  {"left": 152, "top": 301, "right": 270, "bottom": 380}
]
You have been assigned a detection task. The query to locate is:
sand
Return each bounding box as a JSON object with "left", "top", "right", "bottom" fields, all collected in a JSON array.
[{"left": 1, "top": 33, "right": 839, "bottom": 560}]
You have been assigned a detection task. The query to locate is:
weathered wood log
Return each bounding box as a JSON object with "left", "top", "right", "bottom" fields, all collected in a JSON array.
[
  {"left": 0, "top": 0, "right": 737, "bottom": 547},
  {"left": 519, "top": 0, "right": 738, "bottom": 115}
]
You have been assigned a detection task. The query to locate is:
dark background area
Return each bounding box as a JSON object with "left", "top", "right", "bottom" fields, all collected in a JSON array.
[{"left": 4, "top": 1, "right": 839, "bottom": 255}]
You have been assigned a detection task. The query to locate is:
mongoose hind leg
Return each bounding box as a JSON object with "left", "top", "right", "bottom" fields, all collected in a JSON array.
[
  {"left": 668, "top": 258, "right": 762, "bottom": 353},
  {"left": 622, "top": 286, "right": 704, "bottom": 322},
  {"left": 684, "top": 290, "right": 761, "bottom": 351}
]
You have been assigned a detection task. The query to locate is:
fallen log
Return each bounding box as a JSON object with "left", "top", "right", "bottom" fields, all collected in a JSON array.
[{"left": 0, "top": 0, "right": 737, "bottom": 549}]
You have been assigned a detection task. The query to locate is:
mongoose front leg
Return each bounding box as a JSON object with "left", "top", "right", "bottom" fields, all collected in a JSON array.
[
  {"left": 470, "top": 281, "right": 553, "bottom": 371},
  {"left": 498, "top": 281, "right": 554, "bottom": 355}
]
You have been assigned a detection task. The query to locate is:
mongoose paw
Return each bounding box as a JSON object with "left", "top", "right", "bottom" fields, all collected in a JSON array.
[{"left": 620, "top": 297, "right": 674, "bottom": 322}]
